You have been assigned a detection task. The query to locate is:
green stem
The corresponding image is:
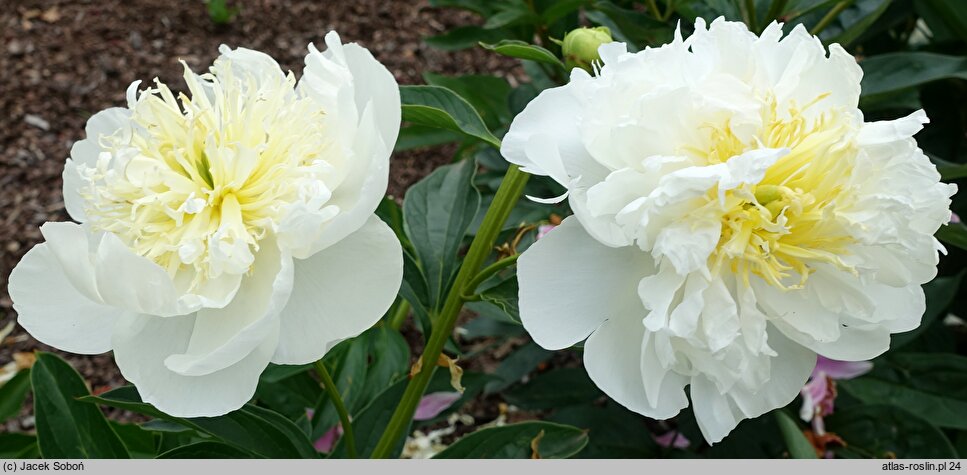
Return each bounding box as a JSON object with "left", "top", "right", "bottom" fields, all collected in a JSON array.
[
  {"left": 811, "top": 1, "right": 851, "bottom": 36},
  {"left": 387, "top": 299, "right": 411, "bottom": 330},
  {"left": 646, "top": 0, "right": 662, "bottom": 19},
  {"left": 369, "top": 165, "right": 531, "bottom": 459},
  {"left": 463, "top": 254, "right": 520, "bottom": 296},
  {"left": 314, "top": 361, "right": 357, "bottom": 458}
]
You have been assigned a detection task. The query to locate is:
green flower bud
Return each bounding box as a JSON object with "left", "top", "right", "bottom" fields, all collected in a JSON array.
[{"left": 557, "top": 27, "right": 613, "bottom": 72}]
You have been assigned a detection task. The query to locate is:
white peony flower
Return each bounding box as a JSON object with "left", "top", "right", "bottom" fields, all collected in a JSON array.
[
  {"left": 9, "top": 32, "right": 403, "bottom": 417},
  {"left": 502, "top": 18, "right": 956, "bottom": 443}
]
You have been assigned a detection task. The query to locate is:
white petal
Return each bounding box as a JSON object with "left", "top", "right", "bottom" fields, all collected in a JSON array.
[
  {"left": 340, "top": 39, "right": 402, "bottom": 152},
  {"left": 272, "top": 215, "right": 402, "bottom": 365},
  {"left": 38, "top": 222, "right": 208, "bottom": 317},
  {"left": 215, "top": 44, "right": 285, "bottom": 82},
  {"left": 584, "top": 317, "right": 689, "bottom": 420},
  {"left": 9, "top": 243, "right": 129, "bottom": 354},
  {"left": 691, "top": 327, "right": 814, "bottom": 444},
  {"left": 501, "top": 83, "right": 608, "bottom": 187},
  {"left": 857, "top": 109, "right": 928, "bottom": 146},
  {"left": 164, "top": 238, "right": 294, "bottom": 376},
  {"left": 93, "top": 230, "right": 198, "bottom": 316},
  {"left": 517, "top": 216, "right": 654, "bottom": 350},
  {"left": 63, "top": 108, "right": 131, "bottom": 222},
  {"left": 112, "top": 312, "right": 278, "bottom": 418}
]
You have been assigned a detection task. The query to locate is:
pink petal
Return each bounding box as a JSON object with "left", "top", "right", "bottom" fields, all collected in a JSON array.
[
  {"left": 413, "top": 391, "right": 462, "bottom": 421},
  {"left": 537, "top": 224, "right": 556, "bottom": 240},
  {"left": 314, "top": 424, "right": 343, "bottom": 453},
  {"left": 813, "top": 356, "right": 873, "bottom": 380},
  {"left": 653, "top": 431, "right": 690, "bottom": 449}
]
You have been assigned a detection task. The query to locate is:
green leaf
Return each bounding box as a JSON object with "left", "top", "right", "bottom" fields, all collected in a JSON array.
[
  {"left": 936, "top": 222, "right": 967, "bottom": 252},
  {"left": 932, "top": 155, "right": 967, "bottom": 181},
  {"left": 255, "top": 369, "right": 320, "bottom": 421},
  {"left": 822, "top": 0, "right": 891, "bottom": 47},
  {"left": 540, "top": 0, "right": 590, "bottom": 24},
  {"left": 111, "top": 422, "right": 158, "bottom": 459},
  {"left": 502, "top": 367, "right": 601, "bottom": 410},
  {"left": 459, "top": 307, "right": 527, "bottom": 338},
  {"left": 480, "top": 40, "right": 566, "bottom": 69},
  {"left": 484, "top": 341, "right": 552, "bottom": 394},
  {"left": 549, "top": 403, "right": 659, "bottom": 458},
  {"left": 589, "top": 1, "right": 674, "bottom": 47},
  {"left": 483, "top": 2, "right": 538, "bottom": 29},
  {"left": 258, "top": 363, "right": 312, "bottom": 384},
  {"left": 423, "top": 73, "right": 513, "bottom": 129},
  {"left": 775, "top": 410, "right": 818, "bottom": 459},
  {"left": 425, "top": 26, "right": 508, "bottom": 51},
  {"left": 706, "top": 410, "right": 787, "bottom": 458},
  {"left": 919, "top": 0, "right": 967, "bottom": 44},
  {"left": 826, "top": 404, "right": 956, "bottom": 458},
  {"left": 477, "top": 277, "right": 521, "bottom": 324},
  {"left": 891, "top": 273, "right": 962, "bottom": 349},
  {"left": 401, "top": 85, "right": 501, "bottom": 148},
  {"left": 860, "top": 53, "right": 967, "bottom": 98},
  {"left": 403, "top": 159, "right": 482, "bottom": 307},
  {"left": 0, "top": 368, "right": 31, "bottom": 423},
  {"left": 191, "top": 405, "right": 318, "bottom": 459},
  {"left": 434, "top": 421, "right": 589, "bottom": 458},
  {"left": 157, "top": 441, "right": 255, "bottom": 459},
  {"left": 331, "top": 378, "right": 409, "bottom": 458},
  {"left": 0, "top": 433, "right": 40, "bottom": 458},
  {"left": 395, "top": 125, "right": 464, "bottom": 152},
  {"left": 839, "top": 353, "right": 967, "bottom": 430},
  {"left": 359, "top": 327, "right": 410, "bottom": 410},
  {"left": 82, "top": 386, "right": 316, "bottom": 459},
  {"left": 30, "top": 352, "right": 129, "bottom": 458},
  {"left": 400, "top": 249, "right": 433, "bottom": 322}
]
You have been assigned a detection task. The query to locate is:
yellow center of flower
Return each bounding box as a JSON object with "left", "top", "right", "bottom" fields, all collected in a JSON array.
[
  {"left": 78, "top": 61, "right": 332, "bottom": 291},
  {"left": 700, "top": 95, "right": 858, "bottom": 289}
]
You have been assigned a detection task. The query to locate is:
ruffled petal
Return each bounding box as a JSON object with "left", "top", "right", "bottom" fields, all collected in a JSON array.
[
  {"left": 164, "top": 237, "right": 294, "bottom": 376},
  {"left": 112, "top": 312, "right": 278, "bottom": 417},
  {"left": 9, "top": 243, "right": 129, "bottom": 355},
  {"left": 272, "top": 215, "right": 402, "bottom": 365},
  {"left": 517, "top": 216, "right": 654, "bottom": 349}
]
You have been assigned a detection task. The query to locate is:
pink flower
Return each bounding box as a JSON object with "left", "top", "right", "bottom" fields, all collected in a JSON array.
[
  {"left": 653, "top": 431, "right": 690, "bottom": 449},
  {"left": 799, "top": 356, "right": 872, "bottom": 456},
  {"left": 537, "top": 224, "right": 556, "bottom": 240},
  {"left": 413, "top": 392, "right": 462, "bottom": 421},
  {"left": 314, "top": 424, "right": 343, "bottom": 453},
  {"left": 951, "top": 212, "right": 961, "bottom": 224}
]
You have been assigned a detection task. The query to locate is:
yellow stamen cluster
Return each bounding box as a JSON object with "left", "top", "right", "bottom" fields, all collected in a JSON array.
[
  {"left": 702, "top": 96, "right": 858, "bottom": 289},
  {"left": 77, "top": 60, "right": 331, "bottom": 291}
]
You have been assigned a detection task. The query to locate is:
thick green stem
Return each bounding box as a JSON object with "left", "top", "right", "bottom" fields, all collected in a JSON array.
[
  {"left": 811, "top": 1, "right": 851, "bottom": 35},
  {"left": 387, "top": 299, "right": 411, "bottom": 330},
  {"left": 314, "top": 361, "right": 357, "bottom": 458},
  {"left": 369, "top": 165, "right": 530, "bottom": 458}
]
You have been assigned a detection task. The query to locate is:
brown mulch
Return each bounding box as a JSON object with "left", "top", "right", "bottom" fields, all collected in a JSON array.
[{"left": 0, "top": 0, "right": 523, "bottom": 432}]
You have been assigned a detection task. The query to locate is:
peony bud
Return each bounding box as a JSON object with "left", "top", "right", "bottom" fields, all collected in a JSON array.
[{"left": 558, "top": 27, "right": 612, "bottom": 72}]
